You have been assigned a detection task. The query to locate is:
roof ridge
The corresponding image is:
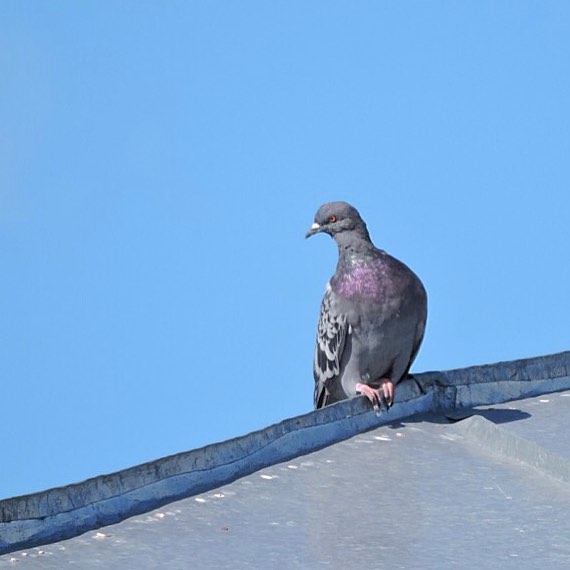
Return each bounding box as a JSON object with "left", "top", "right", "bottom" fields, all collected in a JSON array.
[{"left": 1, "top": 350, "right": 569, "bottom": 555}]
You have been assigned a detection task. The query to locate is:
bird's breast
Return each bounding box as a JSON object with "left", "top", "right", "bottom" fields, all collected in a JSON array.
[{"left": 334, "top": 264, "right": 384, "bottom": 299}]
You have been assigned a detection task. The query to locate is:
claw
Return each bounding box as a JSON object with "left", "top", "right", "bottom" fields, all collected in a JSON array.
[
  {"left": 380, "top": 378, "right": 395, "bottom": 408},
  {"left": 355, "top": 378, "right": 395, "bottom": 413}
]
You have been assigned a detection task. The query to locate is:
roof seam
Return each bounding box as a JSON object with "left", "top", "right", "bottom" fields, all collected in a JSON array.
[{"left": 454, "top": 415, "right": 570, "bottom": 488}]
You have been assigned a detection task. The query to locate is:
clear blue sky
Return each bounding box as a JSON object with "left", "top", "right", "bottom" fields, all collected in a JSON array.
[{"left": 1, "top": 2, "right": 569, "bottom": 500}]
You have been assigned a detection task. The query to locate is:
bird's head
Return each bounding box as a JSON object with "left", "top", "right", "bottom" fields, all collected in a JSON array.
[{"left": 305, "top": 201, "right": 369, "bottom": 240}]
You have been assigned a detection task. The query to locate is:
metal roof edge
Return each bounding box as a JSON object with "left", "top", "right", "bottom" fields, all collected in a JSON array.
[{"left": 1, "top": 349, "right": 569, "bottom": 555}]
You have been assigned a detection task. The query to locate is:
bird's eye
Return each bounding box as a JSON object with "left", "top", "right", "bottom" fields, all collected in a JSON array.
[{"left": 328, "top": 215, "right": 337, "bottom": 223}]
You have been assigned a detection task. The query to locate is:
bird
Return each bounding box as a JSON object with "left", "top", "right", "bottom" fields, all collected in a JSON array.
[{"left": 306, "top": 201, "right": 427, "bottom": 411}]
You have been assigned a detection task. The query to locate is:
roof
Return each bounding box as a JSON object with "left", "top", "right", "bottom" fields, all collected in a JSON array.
[{"left": 1, "top": 351, "right": 570, "bottom": 567}]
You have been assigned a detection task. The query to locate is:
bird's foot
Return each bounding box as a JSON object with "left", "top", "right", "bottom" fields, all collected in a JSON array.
[
  {"left": 355, "top": 378, "right": 394, "bottom": 413},
  {"left": 378, "top": 378, "right": 395, "bottom": 406}
]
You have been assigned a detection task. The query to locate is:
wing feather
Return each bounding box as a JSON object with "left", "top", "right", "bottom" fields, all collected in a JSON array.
[{"left": 313, "top": 284, "right": 349, "bottom": 409}]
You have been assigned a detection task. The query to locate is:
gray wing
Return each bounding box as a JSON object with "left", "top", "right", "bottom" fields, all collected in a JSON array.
[
  {"left": 402, "top": 286, "right": 428, "bottom": 379},
  {"left": 403, "top": 318, "right": 426, "bottom": 378},
  {"left": 313, "top": 284, "right": 349, "bottom": 409}
]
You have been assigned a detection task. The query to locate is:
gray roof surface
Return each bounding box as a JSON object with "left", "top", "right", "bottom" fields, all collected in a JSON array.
[
  {"left": 1, "top": 351, "right": 570, "bottom": 567},
  {"left": 3, "top": 391, "right": 570, "bottom": 569}
]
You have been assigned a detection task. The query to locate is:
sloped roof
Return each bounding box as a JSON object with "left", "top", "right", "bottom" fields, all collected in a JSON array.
[{"left": 1, "top": 351, "right": 570, "bottom": 567}]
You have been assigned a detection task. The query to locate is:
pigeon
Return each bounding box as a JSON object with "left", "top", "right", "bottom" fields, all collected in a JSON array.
[{"left": 306, "top": 201, "right": 427, "bottom": 411}]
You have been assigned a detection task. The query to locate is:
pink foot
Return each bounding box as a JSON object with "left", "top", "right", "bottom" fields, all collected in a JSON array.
[
  {"left": 379, "top": 378, "right": 395, "bottom": 405},
  {"left": 355, "top": 378, "right": 395, "bottom": 412}
]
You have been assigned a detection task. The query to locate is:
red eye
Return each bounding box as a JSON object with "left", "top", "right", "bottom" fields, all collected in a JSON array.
[{"left": 328, "top": 215, "right": 337, "bottom": 223}]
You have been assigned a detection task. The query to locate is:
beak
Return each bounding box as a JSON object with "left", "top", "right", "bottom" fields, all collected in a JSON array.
[{"left": 305, "top": 222, "right": 322, "bottom": 239}]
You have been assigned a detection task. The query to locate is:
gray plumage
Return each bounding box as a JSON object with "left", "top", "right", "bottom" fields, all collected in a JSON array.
[{"left": 306, "top": 201, "right": 427, "bottom": 410}]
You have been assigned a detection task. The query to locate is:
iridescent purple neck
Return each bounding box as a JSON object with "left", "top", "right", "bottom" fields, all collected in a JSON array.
[{"left": 333, "top": 257, "right": 384, "bottom": 298}]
